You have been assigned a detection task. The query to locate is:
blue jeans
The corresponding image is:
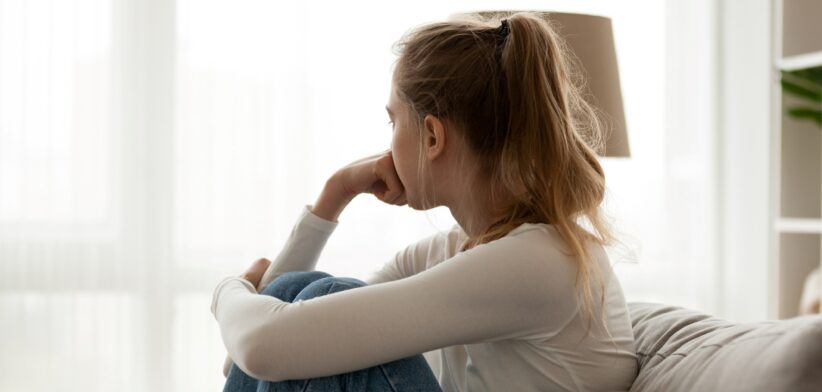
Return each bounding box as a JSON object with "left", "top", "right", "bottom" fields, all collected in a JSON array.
[{"left": 223, "top": 270, "right": 443, "bottom": 392}]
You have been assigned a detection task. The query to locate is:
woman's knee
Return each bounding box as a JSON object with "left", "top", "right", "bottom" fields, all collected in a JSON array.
[
  {"left": 259, "top": 270, "right": 333, "bottom": 299},
  {"left": 294, "top": 276, "right": 367, "bottom": 301}
]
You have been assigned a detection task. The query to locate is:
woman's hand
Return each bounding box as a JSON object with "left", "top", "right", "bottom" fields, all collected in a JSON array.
[
  {"left": 239, "top": 257, "right": 271, "bottom": 291},
  {"left": 312, "top": 149, "right": 407, "bottom": 222},
  {"left": 336, "top": 149, "right": 407, "bottom": 204}
]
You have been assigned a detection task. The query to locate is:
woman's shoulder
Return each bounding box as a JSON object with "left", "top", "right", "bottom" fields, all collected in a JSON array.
[
  {"left": 430, "top": 222, "right": 548, "bottom": 264},
  {"left": 460, "top": 222, "right": 616, "bottom": 289},
  {"left": 504, "top": 223, "right": 611, "bottom": 262},
  {"left": 416, "top": 223, "right": 468, "bottom": 269},
  {"left": 433, "top": 221, "right": 613, "bottom": 279}
]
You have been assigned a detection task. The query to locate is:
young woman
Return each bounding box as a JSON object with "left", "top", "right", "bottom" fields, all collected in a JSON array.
[{"left": 212, "top": 12, "right": 638, "bottom": 391}]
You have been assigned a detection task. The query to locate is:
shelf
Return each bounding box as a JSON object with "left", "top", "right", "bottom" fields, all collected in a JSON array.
[
  {"left": 778, "top": 50, "right": 822, "bottom": 71},
  {"left": 774, "top": 0, "right": 822, "bottom": 321},
  {"left": 777, "top": 218, "right": 822, "bottom": 234}
]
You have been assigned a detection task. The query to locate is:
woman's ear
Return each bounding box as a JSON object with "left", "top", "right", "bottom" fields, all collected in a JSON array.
[{"left": 423, "top": 114, "right": 446, "bottom": 161}]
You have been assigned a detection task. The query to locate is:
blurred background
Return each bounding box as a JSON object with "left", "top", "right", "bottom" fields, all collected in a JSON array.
[{"left": 1, "top": 0, "right": 802, "bottom": 390}]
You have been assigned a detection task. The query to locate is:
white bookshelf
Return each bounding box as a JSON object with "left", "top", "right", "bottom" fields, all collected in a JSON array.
[
  {"left": 776, "top": 218, "right": 822, "bottom": 234},
  {"left": 779, "top": 50, "right": 822, "bottom": 71},
  {"left": 772, "top": 0, "right": 822, "bottom": 318}
]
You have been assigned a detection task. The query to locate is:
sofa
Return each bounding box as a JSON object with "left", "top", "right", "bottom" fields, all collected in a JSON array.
[{"left": 627, "top": 302, "right": 822, "bottom": 391}]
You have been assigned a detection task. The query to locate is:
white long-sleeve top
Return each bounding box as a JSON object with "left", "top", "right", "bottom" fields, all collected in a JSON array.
[{"left": 211, "top": 204, "right": 638, "bottom": 391}]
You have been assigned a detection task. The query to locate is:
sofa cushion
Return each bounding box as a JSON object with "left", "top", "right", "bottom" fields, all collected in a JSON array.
[{"left": 627, "top": 302, "right": 822, "bottom": 392}]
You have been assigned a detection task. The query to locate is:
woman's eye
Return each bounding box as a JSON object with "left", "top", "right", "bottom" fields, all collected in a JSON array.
[{"left": 387, "top": 120, "right": 395, "bottom": 128}]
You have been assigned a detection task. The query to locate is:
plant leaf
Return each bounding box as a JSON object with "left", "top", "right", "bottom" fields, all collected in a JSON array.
[
  {"left": 781, "top": 78, "right": 822, "bottom": 103},
  {"left": 794, "top": 67, "right": 822, "bottom": 85},
  {"left": 783, "top": 68, "right": 822, "bottom": 85},
  {"left": 787, "top": 107, "right": 822, "bottom": 127}
]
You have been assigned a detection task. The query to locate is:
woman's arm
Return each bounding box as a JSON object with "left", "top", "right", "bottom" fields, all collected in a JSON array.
[
  {"left": 364, "top": 223, "right": 464, "bottom": 285},
  {"left": 309, "top": 173, "right": 354, "bottom": 223},
  {"left": 212, "top": 231, "right": 579, "bottom": 382},
  {"left": 254, "top": 203, "right": 339, "bottom": 291},
  {"left": 257, "top": 149, "right": 405, "bottom": 291},
  {"left": 223, "top": 149, "right": 407, "bottom": 376},
  {"left": 255, "top": 173, "right": 350, "bottom": 292}
]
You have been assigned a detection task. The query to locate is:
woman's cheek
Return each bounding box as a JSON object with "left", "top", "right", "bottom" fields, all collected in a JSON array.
[
  {"left": 392, "top": 153, "right": 406, "bottom": 188},
  {"left": 390, "top": 132, "right": 404, "bottom": 177},
  {"left": 392, "top": 127, "right": 418, "bottom": 193}
]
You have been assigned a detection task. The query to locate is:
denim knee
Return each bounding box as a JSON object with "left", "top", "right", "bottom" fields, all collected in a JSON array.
[
  {"left": 259, "top": 270, "right": 332, "bottom": 298},
  {"left": 294, "top": 276, "right": 367, "bottom": 301}
]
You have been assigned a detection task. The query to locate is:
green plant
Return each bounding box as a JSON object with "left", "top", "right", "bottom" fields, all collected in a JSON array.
[{"left": 781, "top": 66, "right": 822, "bottom": 128}]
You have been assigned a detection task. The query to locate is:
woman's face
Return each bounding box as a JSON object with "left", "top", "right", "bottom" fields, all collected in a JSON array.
[{"left": 386, "top": 83, "right": 424, "bottom": 209}]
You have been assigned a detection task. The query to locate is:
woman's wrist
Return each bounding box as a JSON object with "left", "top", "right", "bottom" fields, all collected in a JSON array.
[{"left": 311, "top": 174, "right": 355, "bottom": 222}]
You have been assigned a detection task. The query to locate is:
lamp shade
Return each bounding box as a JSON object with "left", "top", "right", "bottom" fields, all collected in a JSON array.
[{"left": 448, "top": 10, "right": 630, "bottom": 158}]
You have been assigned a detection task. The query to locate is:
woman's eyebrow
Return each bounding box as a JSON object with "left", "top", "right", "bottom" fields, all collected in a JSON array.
[{"left": 385, "top": 106, "right": 394, "bottom": 117}]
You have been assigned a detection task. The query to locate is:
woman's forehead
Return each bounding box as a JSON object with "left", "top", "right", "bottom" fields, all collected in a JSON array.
[
  {"left": 387, "top": 84, "right": 399, "bottom": 106},
  {"left": 386, "top": 88, "right": 403, "bottom": 117}
]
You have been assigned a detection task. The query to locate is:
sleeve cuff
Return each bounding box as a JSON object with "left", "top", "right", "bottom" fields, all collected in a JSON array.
[
  {"left": 300, "top": 204, "right": 339, "bottom": 233},
  {"left": 210, "top": 276, "right": 258, "bottom": 317}
]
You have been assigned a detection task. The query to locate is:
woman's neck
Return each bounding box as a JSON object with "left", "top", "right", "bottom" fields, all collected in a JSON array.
[{"left": 446, "top": 188, "right": 511, "bottom": 239}]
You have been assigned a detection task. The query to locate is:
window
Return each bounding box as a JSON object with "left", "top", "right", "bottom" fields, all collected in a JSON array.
[{"left": 0, "top": 0, "right": 719, "bottom": 389}]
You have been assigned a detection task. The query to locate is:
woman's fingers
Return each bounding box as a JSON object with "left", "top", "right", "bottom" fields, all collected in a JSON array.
[
  {"left": 240, "top": 258, "right": 271, "bottom": 289},
  {"left": 394, "top": 193, "right": 407, "bottom": 206},
  {"left": 375, "top": 152, "right": 405, "bottom": 204},
  {"left": 334, "top": 149, "right": 406, "bottom": 207}
]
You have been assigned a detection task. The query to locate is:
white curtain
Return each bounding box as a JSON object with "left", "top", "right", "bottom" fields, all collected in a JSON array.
[{"left": 0, "top": 0, "right": 719, "bottom": 390}]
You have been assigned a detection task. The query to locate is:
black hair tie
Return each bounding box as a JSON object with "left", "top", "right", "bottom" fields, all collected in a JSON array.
[{"left": 498, "top": 19, "right": 510, "bottom": 41}]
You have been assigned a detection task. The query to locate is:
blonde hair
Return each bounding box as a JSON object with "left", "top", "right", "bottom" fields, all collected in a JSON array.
[{"left": 390, "top": 11, "right": 619, "bottom": 338}]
